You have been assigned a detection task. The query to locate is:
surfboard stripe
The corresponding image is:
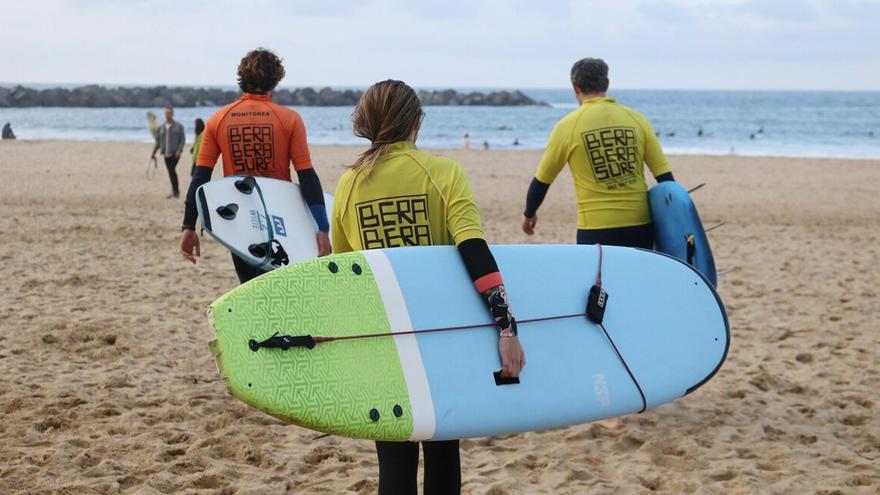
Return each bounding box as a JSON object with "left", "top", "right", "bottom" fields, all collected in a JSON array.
[{"left": 361, "top": 250, "right": 436, "bottom": 441}]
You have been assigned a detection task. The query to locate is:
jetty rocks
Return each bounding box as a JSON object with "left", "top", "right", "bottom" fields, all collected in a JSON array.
[{"left": 0, "top": 85, "right": 546, "bottom": 108}]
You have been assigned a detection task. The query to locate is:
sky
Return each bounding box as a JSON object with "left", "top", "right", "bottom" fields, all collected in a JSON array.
[{"left": 2, "top": 0, "right": 879, "bottom": 90}]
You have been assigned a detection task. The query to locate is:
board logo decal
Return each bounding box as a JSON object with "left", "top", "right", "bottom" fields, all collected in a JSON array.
[
  {"left": 581, "top": 126, "right": 639, "bottom": 189},
  {"left": 249, "top": 209, "right": 266, "bottom": 232},
  {"left": 272, "top": 215, "right": 287, "bottom": 237},
  {"left": 592, "top": 373, "right": 611, "bottom": 406},
  {"left": 228, "top": 124, "right": 274, "bottom": 173},
  {"left": 356, "top": 194, "right": 432, "bottom": 249}
]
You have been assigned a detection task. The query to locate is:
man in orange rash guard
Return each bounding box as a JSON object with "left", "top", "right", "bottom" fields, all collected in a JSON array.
[{"left": 179, "top": 48, "right": 331, "bottom": 283}]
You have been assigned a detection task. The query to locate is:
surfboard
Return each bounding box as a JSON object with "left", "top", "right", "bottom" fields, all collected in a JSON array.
[
  {"left": 196, "top": 176, "right": 333, "bottom": 271},
  {"left": 208, "top": 244, "right": 729, "bottom": 441},
  {"left": 649, "top": 182, "right": 718, "bottom": 286}
]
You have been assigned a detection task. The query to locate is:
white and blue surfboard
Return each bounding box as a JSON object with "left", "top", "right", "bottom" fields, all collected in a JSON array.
[{"left": 196, "top": 176, "right": 333, "bottom": 271}]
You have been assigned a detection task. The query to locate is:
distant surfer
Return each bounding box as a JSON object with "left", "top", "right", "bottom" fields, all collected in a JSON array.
[
  {"left": 482, "top": 140, "right": 490, "bottom": 150},
  {"left": 461, "top": 132, "right": 470, "bottom": 149},
  {"left": 1, "top": 122, "right": 15, "bottom": 140},
  {"left": 513, "top": 137, "right": 520, "bottom": 146},
  {"left": 190, "top": 118, "right": 205, "bottom": 176},
  {"left": 332, "top": 80, "right": 525, "bottom": 495},
  {"left": 179, "top": 48, "right": 331, "bottom": 282},
  {"left": 150, "top": 106, "right": 186, "bottom": 199}
]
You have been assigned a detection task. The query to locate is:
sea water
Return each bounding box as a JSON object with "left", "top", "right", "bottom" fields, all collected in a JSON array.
[{"left": 1, "top": 89, "right": 878, "bottom": 159}]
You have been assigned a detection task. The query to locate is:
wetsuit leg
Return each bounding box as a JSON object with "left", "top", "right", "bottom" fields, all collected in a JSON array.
[
  {"left": 422, "top": 440, "right": 461, "bottom": 495},
  {"left": 231, "top": 253, "right": 265, "bottom": 284},
  {"left": 576, "top": 223, "right": 655, "bottom": 249},
  {"left": 164, "top": 155, "right": 181, "bottom": 196},
  {"left": 376, "top": 441, "right": 419, "bottom": 495}
]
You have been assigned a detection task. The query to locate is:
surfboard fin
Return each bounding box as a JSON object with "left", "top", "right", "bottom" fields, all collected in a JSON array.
[
  {"left": 216, "top": 203, "right": 238, "bottom": 220},
  {"left": 234, "top": 176, "right": 256, "bottom": 194}
]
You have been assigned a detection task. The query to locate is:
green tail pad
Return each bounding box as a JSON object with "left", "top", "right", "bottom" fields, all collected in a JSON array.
[{"left": 209, "top": 252, "right": 413, "bottom": 441}]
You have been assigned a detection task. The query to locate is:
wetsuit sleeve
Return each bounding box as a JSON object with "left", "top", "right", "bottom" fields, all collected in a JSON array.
[
  {"left": 642, "top": 118, "right": 671, "bottom": 177},
  {"left": 295, "top": 168, "right": 329, "bottom": 232},
  {"left": 330, "top": 181, "right": 353, "bottom": 253},
  {"left": 196, "top": 117, "right": 221, "bottom": 168},
  {"left": 446, "top": 163, "right": 485, "bottom": 244},
  {"left": 457, "top": 238, "right": 517, "bottom": 338},
  {"left": 523, "top": 177, "right": 551, "bottom": 218},
  {"left": 182, "top": 166, "right": 214, "bottom": 230},
  {"left": 655, "top": 171, "right": 675, "bottom": 182},
  {"left": 534, "top": 121, "right": 570, "bottom": 185},
  {"left": 289, "top": 114, "right": 314, "bottom": 171}
]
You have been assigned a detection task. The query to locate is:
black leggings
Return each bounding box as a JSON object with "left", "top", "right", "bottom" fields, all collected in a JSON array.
[
  {"left": 376, "top": 440, "right": 460, "bottom": 495},
  {"left": 576, "top": 222, "right": 654, "bottom": 249},
  {"left": 231, "top": 253, "right": 267, "bottom": 284},
  {"left": 164, "top": 155, "right": 180, "bottom": 196}
]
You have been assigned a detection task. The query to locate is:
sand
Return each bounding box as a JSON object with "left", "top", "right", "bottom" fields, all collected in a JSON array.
[{"left": 0, "top": 140, "right": 878, "bottom": 494}]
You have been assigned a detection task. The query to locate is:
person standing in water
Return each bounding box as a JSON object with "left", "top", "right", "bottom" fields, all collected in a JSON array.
[
  {"left": 178, "top": 48, "right": 331, "bottom": 283},
  {"left": 332, "top": 80, "right": 525, "bottom": 495},
  {"left": 151, "top": 106, "right": 186, "bottom": 198},
  {"left": 190, "top": 118, "right": 205, "bottom": 176},
  {"left": 522, "top": 57, "right": 674, "bottom": 248}
]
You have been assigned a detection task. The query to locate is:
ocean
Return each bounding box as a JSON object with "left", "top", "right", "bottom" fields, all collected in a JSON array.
[{"left": 1, "top": 89, "right": 878, "bottom": 159}]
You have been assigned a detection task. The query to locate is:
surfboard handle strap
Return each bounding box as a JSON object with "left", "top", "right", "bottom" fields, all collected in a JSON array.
[{"left": 686, "top": 234, "right": 696, "bottom": 265}]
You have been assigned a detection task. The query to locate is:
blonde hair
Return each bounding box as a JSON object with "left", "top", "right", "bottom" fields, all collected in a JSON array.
[{"left": 351, "top": 80, "right": 423, "bottom": 173}]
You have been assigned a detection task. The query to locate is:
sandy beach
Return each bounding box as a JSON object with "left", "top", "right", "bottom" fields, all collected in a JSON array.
[{"left": 0, "top": 139, "right": 878, "bottom": 494}]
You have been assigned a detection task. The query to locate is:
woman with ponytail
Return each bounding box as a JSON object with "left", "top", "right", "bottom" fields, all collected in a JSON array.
[{"left": 331, "top": 80, "right": 525, "bottom": 495}]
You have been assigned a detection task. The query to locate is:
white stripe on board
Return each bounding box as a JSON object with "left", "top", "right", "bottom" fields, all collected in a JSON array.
[{"left": 361, "top": 250, "right": 436, "bottom": 441}]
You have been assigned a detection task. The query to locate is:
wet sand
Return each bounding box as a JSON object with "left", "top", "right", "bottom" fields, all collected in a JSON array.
[{"left": 0, "top": 140, "right": 878, "bottom": 494}]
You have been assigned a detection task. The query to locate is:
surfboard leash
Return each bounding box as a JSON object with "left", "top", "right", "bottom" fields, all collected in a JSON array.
[
  {"left": 587, "top": 243, "right": 647, "bottom": 413},
  {"left": 247, "top": 311, "right": 588, "bottom": 351}
]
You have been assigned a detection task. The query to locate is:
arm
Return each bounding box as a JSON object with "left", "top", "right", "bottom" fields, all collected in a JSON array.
[
  {"left": 457, "top": 238, "right": 525, "bottom": 377},
  {"left": 522, "top": 122, "right": 569, "bottom": 234},
  {"left": 655, "top": 171, "right": 675, "bottom": 182},
  {"left": 290, "top": 113, "right": 330, "bottom": 256},
  {"left": 447, "top": 163, "right": 524, "bottom": 377},
  {"left": 176, "top": 124, "right": 186, "bottom": 156},
  {"left": 179, "top": 119, "right": 221, "bottom": 263}
]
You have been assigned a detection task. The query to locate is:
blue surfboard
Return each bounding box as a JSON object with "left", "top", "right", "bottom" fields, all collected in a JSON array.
[{"left": 649, "top": 182, "right": 717, "bottom": 286}]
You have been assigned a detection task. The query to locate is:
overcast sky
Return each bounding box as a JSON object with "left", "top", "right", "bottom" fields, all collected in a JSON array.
[{"left": 2, "top": 0, "right": 879, "bottom": 90}]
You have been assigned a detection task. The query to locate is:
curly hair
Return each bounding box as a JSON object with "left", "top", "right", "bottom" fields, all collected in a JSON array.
[{"left": 237, "top": 48, "right": 285, "bottom": 94}]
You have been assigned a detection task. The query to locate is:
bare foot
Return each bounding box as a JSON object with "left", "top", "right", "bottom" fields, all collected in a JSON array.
[{"left": 597, "top": 417, "right": 624, "bottom": 429}]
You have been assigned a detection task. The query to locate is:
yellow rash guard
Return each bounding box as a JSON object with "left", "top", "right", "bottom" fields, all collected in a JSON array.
[
  {"left": 331, "top": 141, "right": 485, "bottom": 253},
  {"left": 535, "top": 96, "right": 671, "bottom": 230}
]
